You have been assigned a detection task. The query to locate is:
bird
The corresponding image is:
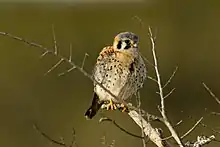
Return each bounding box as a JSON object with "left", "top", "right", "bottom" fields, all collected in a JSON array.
[{"left": 85, "top": 32, "right": 147, "bottom": 119}]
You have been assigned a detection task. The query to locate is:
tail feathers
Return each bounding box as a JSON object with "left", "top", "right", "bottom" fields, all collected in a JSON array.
[{"left": 85, "top": 93, "right": 103, "bottom": 119}]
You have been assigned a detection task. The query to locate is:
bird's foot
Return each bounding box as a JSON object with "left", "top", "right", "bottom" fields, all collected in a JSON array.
[
  {"left": 105, "top": 99, "right": 117, "bottom": 110},
  {"left": 118, "top": 103, "right": 129, "bottom": 113}
]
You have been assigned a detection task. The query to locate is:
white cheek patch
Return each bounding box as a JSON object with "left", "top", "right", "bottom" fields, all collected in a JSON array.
[{"left": 121, "top": 41, "right": 127, "bottom": 49}]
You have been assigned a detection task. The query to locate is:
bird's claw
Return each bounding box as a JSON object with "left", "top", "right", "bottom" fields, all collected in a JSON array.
[
  {"left": 118, "top": 103, "right": 129, "bottom": 112},
  {"left": 106, "top": 99, "right": 117, "bottom": 110}
]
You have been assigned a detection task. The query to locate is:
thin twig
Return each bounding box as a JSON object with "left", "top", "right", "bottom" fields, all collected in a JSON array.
[
  {"left": 99, "top": 117, "right": 144, "bottom": 139},
  {"left": 58, "top": 43, "right": 76, "bottom": 76},
  {"left": 164, "top": 88, "right": 175, "bottom": 99},
  {"left": 100, "top": 133, "right": 116, "bottom": 147},
  {"left": 132, "top": 15, "right": 145, "bottom": 29},
  {"left": 162, "top": 67, "right": 178, "bottom": 89},
  {"left": 33, "top": 123, "right": 66, "bottom": 147},
  {"left": 147, "top": 75, "right": 158, "bottom": 83},
  {"left": 161, "top": 136, "right": 173, "bottom": 141},
  {"left": 202, "top": 82, "right": 220, "bottom": 105},
  {"left": 59, "top": 137, "right": 65, "bottom": 145},
  {"left": 69, "top": 43, "right": 72, "bottom": 62},
  {"left": 108, "top": 140, "right": 116, "bottom": 147},
  {"left": 70, "top": 128, "right": 78, "bottom": 147},
  {"left": 132, "top": 15, "right": 155, "bottom": 68},
  {"left": 44, "top": 59, "right": 64, "bottom": 76},
  {"left": 175, "top": 120, "right": 183, "bottom": 127},
  {"left": 163, "top": 117, "right": 204, "bottom": 142},
  {"left": 148, "top": 26, "right": 183, "bottom": 147},
  {"left": 81, "top": 53, "right": 89, "bottom": 69},
  {"left": 40, "top": 50, "right": 49, "bottom": 58},
  {"left": 52, "top": 24, "right": 58, "bottom": 55},
  {"left": 58, "top": 66, "right": 76, "bottom": 77},
  {"left": 161, "top": 120, "right": 183, "bottom": 141},
  {"left": 181, "top": 117, "right": 203, "bottom": 139},
  {"left": 211, "top": 112, "right": 220, "bottom": 116}
]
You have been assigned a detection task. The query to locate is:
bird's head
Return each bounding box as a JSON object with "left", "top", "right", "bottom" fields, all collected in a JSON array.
[{"left": 113, "top": 32, "right": 139, "bottom": 52}]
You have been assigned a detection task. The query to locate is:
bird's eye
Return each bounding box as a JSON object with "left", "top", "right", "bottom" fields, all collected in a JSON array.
[
  {"left": 125, "top": 40, "right": 130, "bottom": 44},
  {"left": 124, "top": 39, "right": 131, "bottom": 49},
  {"left": 117, "top": 41, "right": 122, "bottom": 49}
]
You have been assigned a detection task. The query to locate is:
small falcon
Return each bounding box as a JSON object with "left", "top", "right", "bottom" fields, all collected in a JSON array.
[{"left": 85, "top": 32, "right": 147, "bottom": 119}]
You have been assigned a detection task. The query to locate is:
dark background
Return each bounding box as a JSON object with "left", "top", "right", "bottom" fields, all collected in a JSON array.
[{"left": 0, "top": 1, "right": 219, "bottom": 147}]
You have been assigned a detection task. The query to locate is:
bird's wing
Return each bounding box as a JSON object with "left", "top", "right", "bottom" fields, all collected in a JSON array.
[
  {"left": 117, "top": 60, "right": 136, "bottom": 101},
  {"left": 92, "top": 46, "right": 115, "bottom": 85}
]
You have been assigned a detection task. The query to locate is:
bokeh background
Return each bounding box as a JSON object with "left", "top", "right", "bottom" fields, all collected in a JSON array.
[{"left": 0, "top": 0, "right": 219, "bottom": 147}]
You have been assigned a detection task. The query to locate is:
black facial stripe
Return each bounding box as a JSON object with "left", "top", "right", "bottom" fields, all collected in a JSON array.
[
  {"left": 124, "top": 44, "right": 131, "bottom": 49},
  {"left": 117, "top": 41, "right": 122, "bottom": 49},
  {"left": 124, "top": 40, "right": 131, "bottom": 49}
]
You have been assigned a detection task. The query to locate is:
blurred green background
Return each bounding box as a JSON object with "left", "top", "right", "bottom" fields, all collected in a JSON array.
[{"left": 0, "top": 1, "right": 219, "bottom": 147}]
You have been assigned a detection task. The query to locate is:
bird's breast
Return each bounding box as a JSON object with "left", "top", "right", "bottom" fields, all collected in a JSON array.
[{"left": 93, "top": 56, "right": 131, "bottom": 102}]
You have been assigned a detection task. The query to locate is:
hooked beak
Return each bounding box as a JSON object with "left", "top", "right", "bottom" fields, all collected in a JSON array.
[{"left": 133, "top": 43, "right": 138, "bottom": 48}]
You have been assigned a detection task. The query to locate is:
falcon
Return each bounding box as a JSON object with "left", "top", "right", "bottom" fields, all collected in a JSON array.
[{"left": 85, "top": 32, "right": 147, "bottom": 119}]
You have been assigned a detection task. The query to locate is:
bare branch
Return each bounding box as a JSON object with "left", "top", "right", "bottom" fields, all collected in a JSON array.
[
  {"left": 147, "top": 75, "right": 158, "bottom": 83},
  {"left": 100, "top": 133, "right": 116, "bottom": 147},
  {"left": 161, "top": 120, "right": 184, "bottom": 141},
  {"left": 128, "top": 110, "right": 168, "bottom": 147},
  {"left": 58, "top": 43, "right": 76, "bottom": 76},
  {"left": 33, "top": 123, "right": 67, "bottom": 147},
  {"left": 202, "top": 82, "right": 220, "bottom": 105},
  {"left": 40, "top": 50, "right": 49, "bottom": 58},
  {"left": 132, "top": 15, "right": 145, "bottom": 29},
  {"left": 164, "top": 88, "right": 175, "bottom": 99},
  {"left": 161, "top": 136, "right": 172, "bottom": 141},
  {"left": 59, "top": 137, "right": 65, "bottom": 145},
  {"left": 148, "top": 26, "right": 183, "bottom": 147},
  {"left": 99, "top": 117, "right": 144, "bottom": 139},
  {"left": 52, "top": 24, "right": 58, "bottom": 55},
  {"left": 185, "top": 135, "right": 215, "bottom": 147},
  {"left": 44, "top": 59, "right": 64, "bottom": 76},
  {"left": 162, "top": 66, "right": 178, "bottom": 89},
  {"left": 33, "top": 123, "right": 78, "bottom": 147},
  {"left": 108, "top": 140, "right": 116, "bottom": 147},
  {"left": 70, "top": 128, "right": 78, "bottom": 147},
  {"left": 211, "top": 112, "right": 220, "bottom": 116},
  {"left": 81, "top": 53, "right": 89, "bottom": 69},
  {"left": 58, "top": 66, "right": 76, "bottom": 77},
  {"left": 69, "top": 43, "right": 72, "bottom": 62},
  {"left": 136, "top": 92, "right": 146, "bottom": 147},
  {"left": 175, "top": 120, "right": 183, "bottom": 127},
  {"left": 181, "top": 117, "right": 203, "bottom": 139},
  {"left": 100, "top": 134, "right": 107, "bottom": 146}
]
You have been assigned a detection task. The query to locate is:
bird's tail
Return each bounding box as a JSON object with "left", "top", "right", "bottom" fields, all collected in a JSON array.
[{"left": 85, "top": 93, "right": 103, "bottom": 119}]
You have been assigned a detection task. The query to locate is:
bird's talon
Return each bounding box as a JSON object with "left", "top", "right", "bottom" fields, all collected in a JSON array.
[
  {"left": 122, "top": 107, "right": 127, "bottom": 112},
  {"left": 119, "top": 103, "right": 129, "bottom": 112},
  {"left": 106, "top": 99, "right": 117, "bottom": 110}
]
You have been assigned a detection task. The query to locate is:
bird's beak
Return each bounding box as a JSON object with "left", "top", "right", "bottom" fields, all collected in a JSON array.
[{"left": 133, "top": 43, "right": 138, "bottom": 48}]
